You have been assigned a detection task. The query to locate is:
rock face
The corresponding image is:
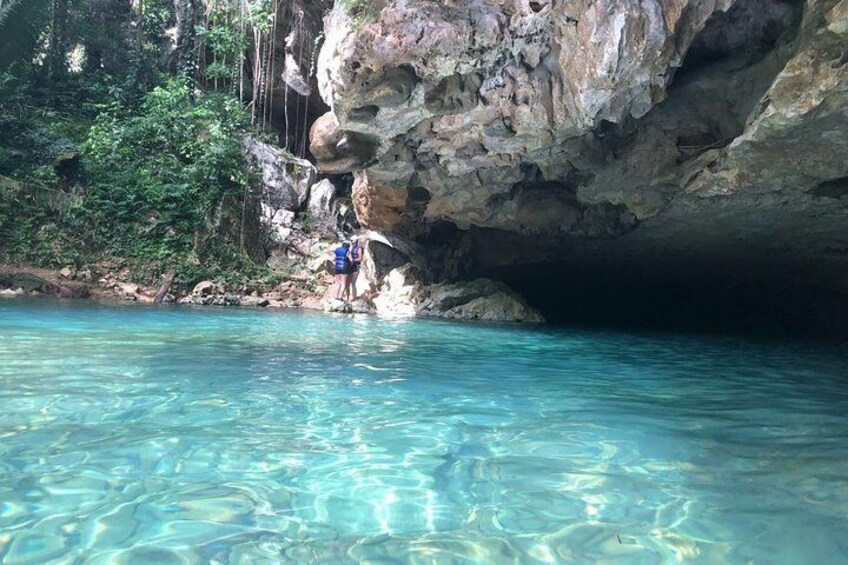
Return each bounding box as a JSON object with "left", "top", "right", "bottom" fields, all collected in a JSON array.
[
  {"left": 371, "top": 264, "right": 545, "bottom": 322},
  {"left": 306, "top": 178, "right": 338, "bottom": 223},
  {"left": 246, "top": 136, "right": 349, "bottom": 266},
  {"left": 311, "top": 0, "right": 848, "bottom": 297},
  {"left": 245, "top": 137, "right": 316, "bottom": 211}
]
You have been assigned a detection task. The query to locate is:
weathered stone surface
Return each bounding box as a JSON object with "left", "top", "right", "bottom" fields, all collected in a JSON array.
[
  {"left": 0, "top": 270, "right": 90, "bottom": 298},
  {"left": 309, "top": 254, "right": 334, "bottom": 274},
  {"left": 307, "top": 178, "right": 338, "bottom": 222},
  {"left": 419, "top": 278, "right": 545, "bottom": 323},
  {"left": 312, "top": 0, "right": 848, "bottom": 291},
  {"left": 309, "top": 112, "right": 379, "bottom": 174},
  {"left": 371, "top": 263, "right": 544, "bottom": 322},
  {"left": 179, "top": 293, "right": 241, "bottom": 306},
  {"left": 116, "top": 283, "right": 142, "bottom": 301},
  {"left": 272, "top": 209, "right": 296, "bottom": 227},
  {"left": 244, "top": 136, "right": 316, "bottom": 211},
  {"left": 0, "top": 288, "right": 25, "bottom": 296},
  {"left": 352, "top": 170, "right": 410, "bottom": 233},
  {"left": 261, "top": 0, "right": 333, "bottom": 154},
  {"left": 192, "top": 280, "right": 219, "bottom": 296},
  {"left": 372, "top": 264, "right": 425, "bottom": 318},
  {"left": 240, "top": 296, "right": 270, "bottom": 307}
]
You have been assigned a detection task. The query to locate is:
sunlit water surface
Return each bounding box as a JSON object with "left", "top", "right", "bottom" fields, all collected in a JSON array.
[{"left": 1, "top": 299, "right": 847, "bottom": 564}]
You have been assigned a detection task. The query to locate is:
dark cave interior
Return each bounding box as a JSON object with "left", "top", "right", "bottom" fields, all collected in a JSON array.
[
  {"left": 487, "top": 253, "right": 848, "bottom": 337},
  {"left": 473, "top": 0, "right": 834, "bottom": 335}
]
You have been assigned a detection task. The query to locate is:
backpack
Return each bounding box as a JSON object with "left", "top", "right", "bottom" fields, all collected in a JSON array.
[{"left": 351, "top": 244, "right": 362, "bottom": 264}]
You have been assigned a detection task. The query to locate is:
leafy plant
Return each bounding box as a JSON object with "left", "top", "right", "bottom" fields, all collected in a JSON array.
[
  {"left": 0, "top": 0, "right": 51, "bottom": 70},
  {"left": 79, "top": 80, "right": 258, "bottom": 268},
  {"left": 338, "top": 0, "right": 385, "bottom": 29}
]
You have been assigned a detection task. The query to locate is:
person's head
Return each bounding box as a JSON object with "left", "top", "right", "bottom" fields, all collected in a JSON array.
[{"left": 342, "top": 241, "right": 351, "bottom": 249}]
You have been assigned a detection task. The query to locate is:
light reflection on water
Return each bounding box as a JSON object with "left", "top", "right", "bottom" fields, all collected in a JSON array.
[{"left": 1, "top": 299, "right": 847, "bottom": 564}]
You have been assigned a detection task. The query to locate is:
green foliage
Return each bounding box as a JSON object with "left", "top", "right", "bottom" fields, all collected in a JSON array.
[
  {"left": 197, "top": 20, "right": 248, "bottom": 61},
  {"left": 79, "top": 81, "right": 254, "bottom": 268},
  {"left": 1, "top": 80, "right": 272, "bottom": 290},
  {"left": 0, "top": 0, "right": 314, "bottom": 292},
  {"left": 339, "top": 0, "right": 385, "bottom": 29},
  {"left": 0, "top": 70, "right": 88, "bottom": 176},
  {"left": 0, "top": 0, "right": 51, "bottom": 69}
]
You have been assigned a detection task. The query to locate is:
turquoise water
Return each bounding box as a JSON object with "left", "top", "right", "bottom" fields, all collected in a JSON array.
[{"left": 1, "top": 300, "right": 848, "bottom": 564}]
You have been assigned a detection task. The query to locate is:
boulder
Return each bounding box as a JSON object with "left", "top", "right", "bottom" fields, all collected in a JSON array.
[
  {"left": 0, "top": 272, "right": 51, "bottom": 293},
  {"left": 192, "top": 280, "right": 219, "bottom": 296},
  {"left": 240, "top": 296, "right": 270, "bottom": 307},
  {"left": 0, "top": 288, "right": 25, "bottom": 297},
  {"left": 269, "top": 226, "right": 293, "bottom": 246},
  {"left": 116, "top": 283, "right": 141, "bottom": 301},
  {"left": 306, "top": 179, "right": 338, "bottom": 222},
  {"left": 272, "top": 209, "right": 296, "bottom": 227},
  {"left": 419, "top": 279, "right": 545, "bottom": 323},
  {"left": 372, "top": 264, "right": 425, "bottom": 319},
  {"left": 244, "top": 136, "right": 316, "bottom": 210},
  {"left": 309, "top": 112, "right": 379, "bottom": 174},
  {"left": 370, "top": 264, "right": 543, "bottom": 323},
  {"left": 325, "top": 299, "right": 353, "bottom": 314},
  {"left": 309, "top": 255, "right": 333, "bottom": 274}
]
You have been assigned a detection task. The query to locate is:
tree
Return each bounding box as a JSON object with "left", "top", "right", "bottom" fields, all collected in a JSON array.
[{"left": 0, "top": 0, "right": 52, "bottom": 70}]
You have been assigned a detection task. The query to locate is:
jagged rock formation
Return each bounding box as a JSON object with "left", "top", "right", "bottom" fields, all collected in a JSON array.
[{"left": 310, "top": 0, "right": 848, "bottom": 304}]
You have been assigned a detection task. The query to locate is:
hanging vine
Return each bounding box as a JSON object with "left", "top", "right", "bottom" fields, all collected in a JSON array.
[{"left": 189, "top": 0, "right": 325, "bottom": 148}]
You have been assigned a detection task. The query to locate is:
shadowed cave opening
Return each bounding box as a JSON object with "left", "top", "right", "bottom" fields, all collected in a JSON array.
[
  {"left": 674, "top": 0, "right": 804, "bottom": 79},
  {"left": 485, "top": 254, "right": 848, "bottom": 337},
  {"left": 465, "top": 0, "right": 820, "bottom": 335}
]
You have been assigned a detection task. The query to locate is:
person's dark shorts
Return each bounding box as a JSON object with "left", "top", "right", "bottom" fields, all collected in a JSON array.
[{"left": 334, "top": 265, "right": 351, "bottom": 276}]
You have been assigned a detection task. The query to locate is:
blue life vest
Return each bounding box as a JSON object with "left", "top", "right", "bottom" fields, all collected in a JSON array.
[{"left": 334, "top": 247, "right": 350, "bottom": 272}]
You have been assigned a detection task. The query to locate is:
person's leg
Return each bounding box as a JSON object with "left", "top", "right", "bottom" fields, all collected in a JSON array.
[
  {"left": 334, "top": 274, "right": 343, "bottom": 299},
  {"left": 349, "top": 269, "right": 359, "bottom": 300},
  {"left": 343, "top": 273, "right": 352, "bottom": 301}
]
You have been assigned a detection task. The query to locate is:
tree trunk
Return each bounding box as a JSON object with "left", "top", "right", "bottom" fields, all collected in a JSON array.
[
  {"left": 47, "top": 0, "right": 69, "bottom": 80},
  {"left": 173, "top": 0, "right": 196, "bottom": 82}
]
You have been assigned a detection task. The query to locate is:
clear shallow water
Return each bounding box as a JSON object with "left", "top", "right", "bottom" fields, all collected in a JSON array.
[{"left": 1, "top": 300, "right": 848, "bottom": 564}]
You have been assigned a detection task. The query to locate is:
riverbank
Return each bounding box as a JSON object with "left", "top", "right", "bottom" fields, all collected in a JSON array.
[
  {"left": 0, "top": 262, "right": 343, "bottom": 312},
  {"left": 0, "top": 262, "right": 545, "bottom": 324}
]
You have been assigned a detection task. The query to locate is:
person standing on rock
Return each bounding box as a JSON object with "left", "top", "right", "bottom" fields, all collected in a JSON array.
[
  {"left": 332, "top": 241, "right": 352, "bottom": 301},
  {"left": 348, "top": 237, "right": 364, "bottom": 300}
]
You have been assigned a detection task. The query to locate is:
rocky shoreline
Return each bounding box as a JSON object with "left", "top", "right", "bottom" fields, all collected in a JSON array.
[{"left": 0, "top": 261, "right": 544, "bottom": 324}]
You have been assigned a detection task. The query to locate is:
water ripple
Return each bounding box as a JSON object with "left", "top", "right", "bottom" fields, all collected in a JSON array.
[{"left": 1, "top": 299, "right": 847, "bottom": 563}]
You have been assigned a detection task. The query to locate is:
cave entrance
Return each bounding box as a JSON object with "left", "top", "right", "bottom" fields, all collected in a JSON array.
[{"left": 482, "top": 253, "right": 848, "bottom": 337}]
